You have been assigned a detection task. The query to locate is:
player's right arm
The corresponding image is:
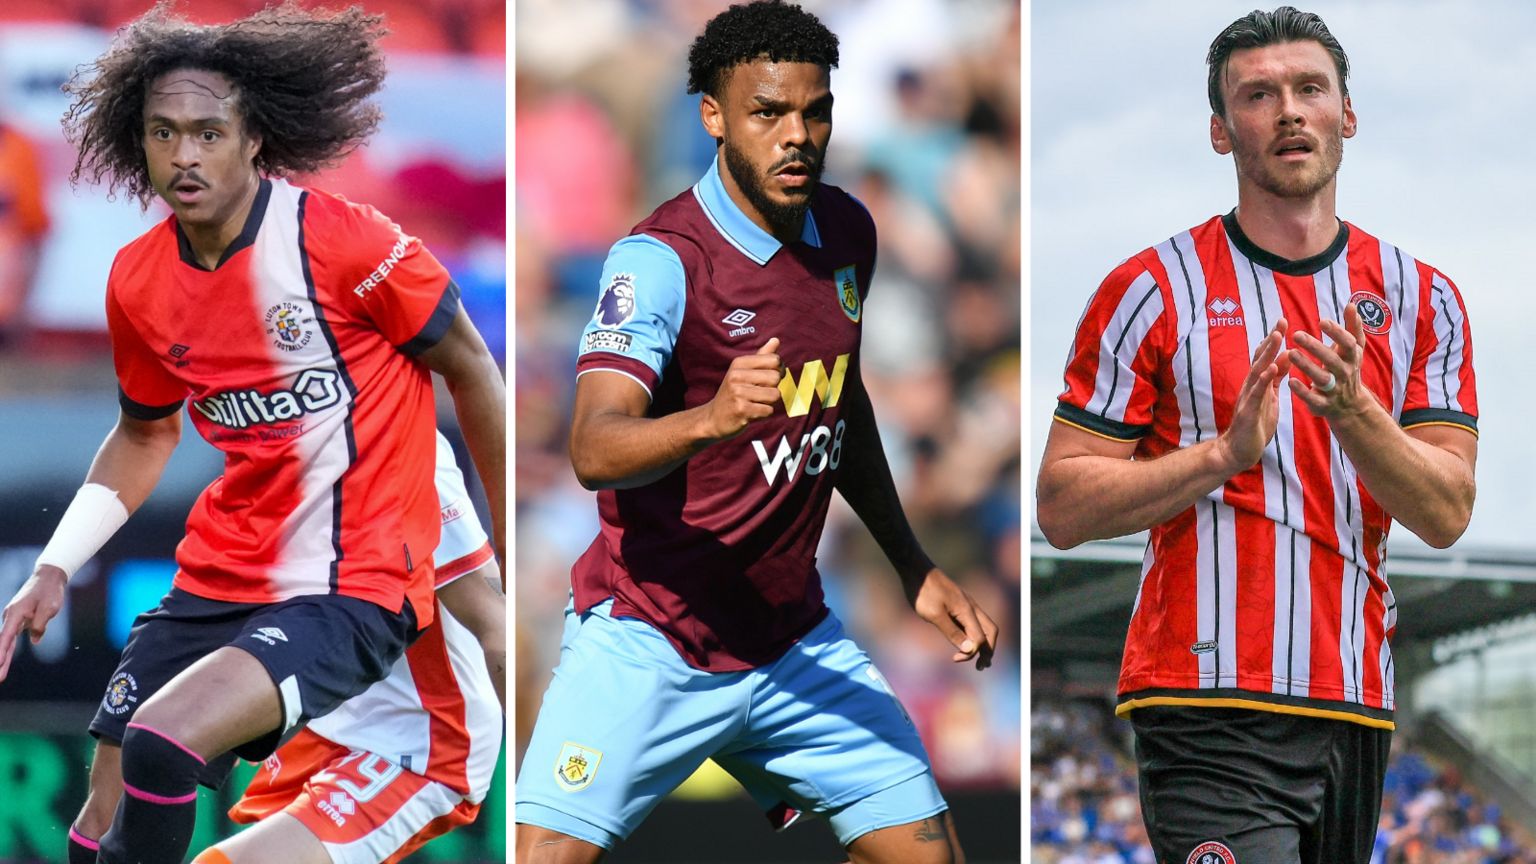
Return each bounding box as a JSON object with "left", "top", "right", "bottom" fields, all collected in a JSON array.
[
  {"left": 568, "top": 233, "right": 783, "bottom": 489},
  {"left": 436, "top": 557, "right": 506, "bottom": 710},
  {"left": 571, "top": 337, "right": 782, "bottom": 490},
  {"left": 1035, "top": 259, "right": 1291, "bottom": 549},
  {"left": 0, "top": 409, "right": 181, "bottom": 680}
]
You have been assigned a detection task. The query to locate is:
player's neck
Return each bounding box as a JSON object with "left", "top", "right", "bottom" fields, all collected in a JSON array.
[
  {"left": 179, "top": 176, "right": 260, "bottom": 270},
  {"left": 1231, "top": 183, "right": 1340, "bottom": 262}
]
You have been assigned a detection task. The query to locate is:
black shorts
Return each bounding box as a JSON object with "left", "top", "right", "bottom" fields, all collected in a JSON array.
[
  {"left": 1131, "top": 705, "right": 1391, "bottom": 864},
  {"left": 89, "top": 587, "right": 416, "bottom": 788}
]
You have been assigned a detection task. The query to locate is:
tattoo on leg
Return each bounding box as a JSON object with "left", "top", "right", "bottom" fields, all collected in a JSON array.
[{"left": 914, "top": 817, "right": 948, "bottom": 843}]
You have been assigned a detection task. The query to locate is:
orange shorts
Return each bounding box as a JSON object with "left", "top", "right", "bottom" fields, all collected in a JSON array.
[{"left": 230, "top": 728, "right": 479, "bottom": 864}]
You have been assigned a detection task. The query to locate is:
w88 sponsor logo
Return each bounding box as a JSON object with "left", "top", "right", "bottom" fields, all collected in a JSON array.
[{"left": 752, "top": 419, "right": 846, "bottom": 485}]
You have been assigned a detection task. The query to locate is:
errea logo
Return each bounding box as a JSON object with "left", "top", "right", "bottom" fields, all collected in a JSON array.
[{"left": 1207, "top": 296, "right": 1243, "bottom": 327}]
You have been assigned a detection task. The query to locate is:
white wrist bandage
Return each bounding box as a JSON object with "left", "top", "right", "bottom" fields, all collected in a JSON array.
[{"left": 35, "top": 483, "right": 130, "bottom": 579}]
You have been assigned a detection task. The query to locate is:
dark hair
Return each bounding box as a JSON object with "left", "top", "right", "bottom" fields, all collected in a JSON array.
[
  {"left": 1206, "top": 6, "right": 1349, "bottom": 118},
  {"left": 63, "top": 1, "right": 387, "bottom": 206},
  {"left": 686, "top": 0, "right": 839, "bottom": 98}
]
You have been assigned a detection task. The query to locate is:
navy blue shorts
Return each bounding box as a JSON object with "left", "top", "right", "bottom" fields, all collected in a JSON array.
[{"left": 90, "top": 587, "right": 417, "bottom": 788}]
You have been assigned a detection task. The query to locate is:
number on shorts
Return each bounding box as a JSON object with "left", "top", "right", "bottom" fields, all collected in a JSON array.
[{"left": 333, "top": 751, "right": 403, "bottom": 803}]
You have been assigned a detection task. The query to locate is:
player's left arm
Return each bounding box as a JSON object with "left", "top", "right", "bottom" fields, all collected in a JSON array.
[
  {"left": 418, "top": 307, "right": 507, "bottom": 572},
  {"left": 437, "top": 558, "right": 506, "bottom": 711},
  {"left": 833, "top": 373, "right": 998, "bottom": 670},
  {"left": 1289, "top": 302, "right": 1477, "bottom": 548}
]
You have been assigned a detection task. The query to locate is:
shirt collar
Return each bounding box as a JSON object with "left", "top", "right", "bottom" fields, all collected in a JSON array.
[{"left": 691, "top": 155, "right": 821, "bottom": 266}]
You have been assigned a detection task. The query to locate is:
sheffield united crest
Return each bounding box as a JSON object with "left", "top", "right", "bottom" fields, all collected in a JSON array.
[
  {"left": 833, "top": 265, "right": 861, "bottom": 323},
  {"left": 1186, "top": 841, "right": 1237, "bottom": 864},
  {"left": 1350, "top": 290, "right": 1392, "bottom": 336}
]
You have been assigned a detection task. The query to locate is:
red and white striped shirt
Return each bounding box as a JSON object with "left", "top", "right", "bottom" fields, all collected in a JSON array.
[{"left": 1056, "top": 213, "right": 1477, "bottom": 729}]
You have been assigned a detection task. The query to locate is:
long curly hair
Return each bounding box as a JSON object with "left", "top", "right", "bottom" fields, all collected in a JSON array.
[
  {"left": 686, "top": 0, "right": 839, "bottom": 98},
  {"left": 63, "top": 1, "right": 387, "bottom": 206}
]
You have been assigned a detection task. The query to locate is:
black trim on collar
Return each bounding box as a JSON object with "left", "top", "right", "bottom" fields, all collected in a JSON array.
[
  {"left": 1221, "top": 209, "right": 1349, "bottom": 276},
  {"left": 176, "top": 177, "right": 272, "bottom": 271}
]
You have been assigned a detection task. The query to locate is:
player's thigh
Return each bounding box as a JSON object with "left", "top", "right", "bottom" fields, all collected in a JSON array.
[
  {"left": 514, "top": 824, "right": 606, "bottom": 864},
  {"left": 198, "top": 813, "right": 329, "bottom": 864},
  {"left": 1309, "top": 722, "right": 1392, "bottom": 864},
  {"left": 515, "top": 599, "right": 746, "bottom": 850},
  {"left": 845, "top": 810, "right": 962, "bottom": 864},
  {"left": 133, "top": 645, "right": 283, "bottom": 757},
  {"left": 716, "top": 612, "right": 946, "bottom": 847},
  {"left": 1132, "top": 706, "right": 1328, "bottom": 864}
]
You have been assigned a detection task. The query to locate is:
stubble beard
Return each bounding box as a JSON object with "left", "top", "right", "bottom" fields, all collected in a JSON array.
[
  {"left": 722, "top": 136, "right": 821, "bottom": 237},
  {"left": 1233, "top": 126, "right": 1345, "bottom": 199}
]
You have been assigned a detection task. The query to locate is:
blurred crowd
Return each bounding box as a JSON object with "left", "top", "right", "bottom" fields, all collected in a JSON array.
[
  {"left": 1031, "top": 699, "right": 1536, "bottom": 864},
  {"left": 514, "top": 0, "right": 1022, "bottom": 794}
]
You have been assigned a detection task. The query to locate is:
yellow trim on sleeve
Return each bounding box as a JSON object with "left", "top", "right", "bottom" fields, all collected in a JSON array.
[
  {"left": 1401, "top": 420, "right": 1479, "bottom": 438},
  {"left": 1115, "top": 695, "right": 1395, "bottom": 731},
  {"left": 1051, "top": 414, "right": 1142, "bottom": 444}
]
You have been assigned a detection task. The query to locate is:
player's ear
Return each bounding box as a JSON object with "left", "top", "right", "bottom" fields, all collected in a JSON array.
[
  {"left": 700, "top": 93, "right": 725, "bottom": 142},
  {"left": 1210, "top": 113, "right": 1233, "bottom": 155},
  {"left": 1341, "top": 95, "right": 1357, "bottom": 140}
]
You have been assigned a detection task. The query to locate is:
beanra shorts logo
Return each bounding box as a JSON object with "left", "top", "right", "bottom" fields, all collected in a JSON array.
[
  {"left": 103, "top": 672, "right": 139, "bottom": 716},
  {"left": 1350, "top": 290, "right": 1392, "bottom": 336},
  {"left": 1187, "top": 840, "right": 1237, "bottom": 864},
  {"left": 555, "top": 741, "right": 603, "bottom": 792},
  {"left": 264, "top": 301, "right": 315, "bottom": 352},
  {"left": 596, "top": 273, "right": 637, "bottom": 329}
]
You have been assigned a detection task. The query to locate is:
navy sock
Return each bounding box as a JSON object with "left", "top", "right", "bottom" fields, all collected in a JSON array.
[
  {"left": 67, "top": 824, "right": 99, "bottom": 864},
  {"left": 98, "top": 723, "right": 206, "bottom": 864}
]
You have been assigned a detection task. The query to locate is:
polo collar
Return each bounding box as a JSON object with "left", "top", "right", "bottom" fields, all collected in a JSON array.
[{"left": 691, "top": 156, "right": 821, "bottom": 266}]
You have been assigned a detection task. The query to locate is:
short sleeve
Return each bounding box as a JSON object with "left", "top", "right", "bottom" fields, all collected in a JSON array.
[
  {"left": 573, "top": 233, "right": 686, "bottom": 397},
  {"left": 106, "top": 280, "right": 185, "bottom": 420},
  {"left": 1401, "top": 270, "right": 1477, "bottom": 435},
  {"left": 325, "top": 201, "right": 457, "bottom": 354},
  {"left": 1053, "top": 259, "right": 1170, "bottom": 442}
]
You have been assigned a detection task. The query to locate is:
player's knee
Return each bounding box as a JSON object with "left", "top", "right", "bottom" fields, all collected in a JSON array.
[
  {"left": 515, "top": 823, "right": 606, "bottom": 864},
  {"left": 119, "top": 721, "right": 206, "bottom": 796}
]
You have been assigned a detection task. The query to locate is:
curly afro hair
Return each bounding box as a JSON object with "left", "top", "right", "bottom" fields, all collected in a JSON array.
[
  {"left": 63, "top": 1, "right": 387, "bottom": 207},
  {"left": 686, "top": 0, "right": 839, "bottom": 98}
]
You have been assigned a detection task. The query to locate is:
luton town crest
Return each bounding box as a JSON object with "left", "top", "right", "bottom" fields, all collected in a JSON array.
[
  {"left": 264, "top": 302, "right": 315, "bottom": 352},
  {"left": 555, "top": 742, "right": 602, "bottom": 792},
  {"left": 833, "top": 265, "right": 861, "bottom": 323}
]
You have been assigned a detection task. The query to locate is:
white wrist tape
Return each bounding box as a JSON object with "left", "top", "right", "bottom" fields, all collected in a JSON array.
[{"left": 36, "top": 483, "right": 130, "bottom": 579}]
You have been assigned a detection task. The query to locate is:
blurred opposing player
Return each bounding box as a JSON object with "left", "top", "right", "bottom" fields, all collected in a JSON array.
[
  {"left": 197, "top": 432, "right": 504, "bottom": 864},
  {"left": 0, "top": 6, "right": 504, "bottom": 864},
  {"left": 514, "top": 3, "right": 996, "bottom": 862},
  {"left": 1036, "top": 7, "right": 1477, "bottom": 864}
]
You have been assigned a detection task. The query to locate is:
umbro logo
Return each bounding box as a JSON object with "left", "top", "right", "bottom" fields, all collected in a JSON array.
[
  {"left": 723, "top": 308, "right": 757, "bottom": 337},
  {"left": 1207, "top": 296, "right": 1243, "bottom": 327},
  {"left": 168, "top": 344, "right": 191, "bottom": 368},
  {"left": 251, "top": 627, "right": 289, "bottom": 646}
]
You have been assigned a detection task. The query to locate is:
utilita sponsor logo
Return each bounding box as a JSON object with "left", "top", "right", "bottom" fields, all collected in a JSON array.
[
  {"left": 353, "top": 235, "right": 410, "bottom": 297},
  {"left": 192, "top": 369, "right": 343, "bottom": 429}
]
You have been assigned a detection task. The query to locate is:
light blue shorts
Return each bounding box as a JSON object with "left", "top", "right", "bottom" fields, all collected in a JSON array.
[{"left": 514, "top": 599, "right": 946, "bottom": 849}]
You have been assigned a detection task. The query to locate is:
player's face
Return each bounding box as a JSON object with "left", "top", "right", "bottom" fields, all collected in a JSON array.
[
  {"left": 702, "top": 59, "right": 833, "bottom": 237},
  {"left": 142, "top": 68, "right": 262, "bottom": 234},
  {"left": 1211, "top": 40, "right": 1356, "bottom": 200}
]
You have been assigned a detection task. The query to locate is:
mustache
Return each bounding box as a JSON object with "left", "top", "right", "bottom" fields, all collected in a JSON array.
[
  {"left": 169, "top": 170, "right": 208, "bottom": 189},
  {"left": 769, "top": 150, "right": 820, "bottom": 174}
]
